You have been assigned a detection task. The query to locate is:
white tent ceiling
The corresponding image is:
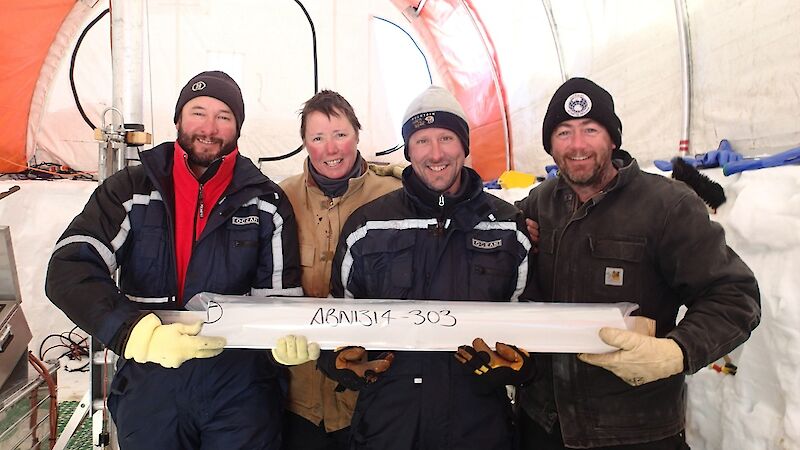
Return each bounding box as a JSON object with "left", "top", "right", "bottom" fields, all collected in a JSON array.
[{"left": 28, "top": 0, "right": 800, "bottom": 180}]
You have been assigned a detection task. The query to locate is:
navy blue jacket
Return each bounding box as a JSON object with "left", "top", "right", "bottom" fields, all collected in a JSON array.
[
  {"left": 46, "top": 142, "right": 302, "bottom": 353},
  {"left": 327, "top": 167, "right": 533, "bottom": 450}
]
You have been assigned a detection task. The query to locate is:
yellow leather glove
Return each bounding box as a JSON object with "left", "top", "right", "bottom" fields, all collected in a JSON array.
[
  {"left": 123, "top": 313, "right": 226, "bottom": 369},
  {"left": 271, "top": 335, "right": 321, "bottom": 366},
  {"left": 578, "top": 327, "right": 684, "bottom": 386},
  {"left": 368, "top": 163, "right": 406, "bottom": 179}
]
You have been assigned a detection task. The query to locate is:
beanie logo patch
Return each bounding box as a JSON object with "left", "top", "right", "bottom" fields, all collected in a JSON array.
[
  {"left": 191, "top": 81, "right": 207, "bottom": 92},
  {"left": 564, "top": 93, "right": 592, "bottom": 118},
  {"left": 411, "top": 113, "right": 436, "bottom": 129}
]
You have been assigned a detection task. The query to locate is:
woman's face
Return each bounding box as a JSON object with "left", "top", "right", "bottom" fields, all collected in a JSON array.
[{"left": 303, "top": 109, "right": 359, "bottom": 180}]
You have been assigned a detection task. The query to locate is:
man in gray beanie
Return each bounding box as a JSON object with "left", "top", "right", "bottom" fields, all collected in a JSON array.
[
  {"left": 317, "top": 85, "right": 537, "bottom": 449},
  {"left": 46, "top": 70, "right": 316, "bottom": 449},
  {"left": 512, "top": 77, "right": 760, "bottom": 449}
]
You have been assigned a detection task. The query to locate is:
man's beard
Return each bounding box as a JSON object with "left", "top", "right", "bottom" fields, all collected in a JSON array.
[
  {"left": 177, "top": 131, "right": 237, "bottom": 168},
  {"left": 559, "top": 157, "right": 608, "bottom": 187}
]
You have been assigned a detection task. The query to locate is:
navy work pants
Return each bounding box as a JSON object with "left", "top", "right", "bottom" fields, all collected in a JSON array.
[{"left": 108, "top": 349, "right": 283, "bottom": 450}]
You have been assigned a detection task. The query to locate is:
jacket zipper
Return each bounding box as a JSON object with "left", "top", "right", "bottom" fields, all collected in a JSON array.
[
  {"left": 551, "top": 197, "right": 591, "bottom": 301},
  {"left": 197, "top": 184, "right": 205, "bottom": 219}
]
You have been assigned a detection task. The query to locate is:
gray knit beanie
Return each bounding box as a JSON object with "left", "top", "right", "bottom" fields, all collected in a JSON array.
[{"left": 401, "top": 86, "right": 470, "bottom": 161}]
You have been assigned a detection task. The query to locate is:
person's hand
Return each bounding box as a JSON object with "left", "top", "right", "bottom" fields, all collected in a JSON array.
[
  {"left": 318, "top": 346, "right": 394, "bottom": 390},
  {"left": 271, "top": 335, "right": 321, "bottom": 366},
  {"left": 369, "top": 163, "right": 406, "bottom": 179},
  {"left": 578, "top": 328, "right": 684, "bottom": 386},
  {"left": 525, "top": 218, "right": 539, "bottom": 253},
  {"left": 123, "top": 313, "right": 226, "bottom": 369},
  {"left": 455, "top": 338, "right": 536, "bottom": 390}
]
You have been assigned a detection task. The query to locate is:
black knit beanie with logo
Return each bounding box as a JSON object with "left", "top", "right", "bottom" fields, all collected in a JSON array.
[
  {"left": 173, "top": 71, "right": 245, "bottom": 135},
  {"left": 541, "top": 77, "right": 622, "bottom": 153},
  {"left": 401, "top": 85, "right": 470, "bottom": 161}
]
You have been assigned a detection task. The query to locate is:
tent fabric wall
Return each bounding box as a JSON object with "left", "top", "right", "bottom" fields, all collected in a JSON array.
[
  {"left": 689, "top": 1, "right": 800, "bottom": 156},
  {"left": 477, "top": 0, "right": 800, "bottom": 176},
  {"left": 27, "top": 3, "right": 98, "bottom": 172},
  {"left": 0, "top": 0, "right": 74, "bottom": 173},
  {"left": 27, "top": 0, "right": 423, "bottom": 179},
  {"left": 14, "top": 1, "right": 800, "bottom": 180},
  {"left": 392, "top": 0, "right": 511, "bottom": 180}
]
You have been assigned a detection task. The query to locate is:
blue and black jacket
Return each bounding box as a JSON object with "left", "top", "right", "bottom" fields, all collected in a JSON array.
[
  {"left": 326, "top": 166, "right": 534, "bottom": 450},
  {"left": 46, "top": 141, "right": 302, "bottom": 354}
]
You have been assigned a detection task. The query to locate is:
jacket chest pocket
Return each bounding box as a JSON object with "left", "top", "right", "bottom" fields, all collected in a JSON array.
[
  {"left": 360, "top": 232, "right": 415, "bottom": 297},
  {"left": 225, "top": 221, "right": 260, "bottom": 279},
  {"left": 588, "top": 236, "right": 645, "bottom": 303},
  {"left": 124, "top": 226, "right": 170, "bottom": 291},
  {"left": 466, "top": 232, "right": 520, "bottom": 301}
]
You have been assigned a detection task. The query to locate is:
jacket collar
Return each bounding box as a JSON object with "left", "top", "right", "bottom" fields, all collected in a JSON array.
[
  {"left": 402, "top": 165, "right": 492, "bottom": 230},
  {"left": 303, "top": 157, "right": 370, "bottom": 203},
  {"left": 140, "top": 142, "right": 273, "bottom": 209}
]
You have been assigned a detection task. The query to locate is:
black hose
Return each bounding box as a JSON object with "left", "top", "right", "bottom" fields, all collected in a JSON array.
[
  {"left": 368, "top": 16, "right": 434, "bottom": 157},
  {"left": 372, "top": 15, "right": 433, "bottom": 84},
  {"left": 258, "top": 0, "right": 319, "bottom": 163},
  {"left": 70, "top": 8, "right": 110, "bottom": 131}
]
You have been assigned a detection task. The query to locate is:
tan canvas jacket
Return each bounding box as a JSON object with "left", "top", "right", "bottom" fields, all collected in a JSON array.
[{"left": 279, "top": 159, "right": 401, "bottom": 431}]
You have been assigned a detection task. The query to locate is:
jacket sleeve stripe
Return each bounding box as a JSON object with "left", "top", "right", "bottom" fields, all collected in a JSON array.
[
  {"left": 126, "top": 294, "right": 172, "bottom": 304},
  {"left": 251, "top": 287, "right": 304, "bottom": 297},
  {"left": 245, "top": 196, "right": 288, "bottom": 291},
  {"left": 53, "top": 235, "right": 118, "bottom": 274},
  {"left": 112, "top": 191, "right": 164, "bottom": 251},
  {"left": 341, "top": 219, "right": 438, "bottom": 298},
  {"left": 53, "top": 191, "right": 164, "bottom": 274}
]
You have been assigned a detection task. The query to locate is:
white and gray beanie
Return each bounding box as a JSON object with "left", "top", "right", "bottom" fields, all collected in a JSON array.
[{"left": 401, "top": 85, "right": 470, "bottom": 161}]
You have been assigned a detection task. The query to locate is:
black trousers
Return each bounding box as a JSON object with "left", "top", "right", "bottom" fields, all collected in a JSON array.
[
  {"left": 282, "top": 411, "right": 351, "bottom": 450},
  {"left": 518, "top": 410, "right": 690, "bottom": 450}
]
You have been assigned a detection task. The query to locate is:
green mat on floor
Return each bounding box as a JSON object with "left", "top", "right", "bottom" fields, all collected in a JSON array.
[{"left": 56, "top": 401, "right": 92, "bottom": 450}]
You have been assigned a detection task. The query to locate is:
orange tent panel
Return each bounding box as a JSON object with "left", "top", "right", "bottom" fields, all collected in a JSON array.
[
  {"left": 392, "top": 0, "right": 512, "bottom": 180},
  {"left": 0, "top": 0, "right": 74, "bottom": 173}
]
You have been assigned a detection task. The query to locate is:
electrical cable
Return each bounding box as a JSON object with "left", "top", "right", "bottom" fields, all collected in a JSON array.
[
  {"left": 0, "top": 157, "right": 96, "bottom": 180},
  {"left": 70, "top": 8, "right": 110, "bottom": 131},
  {"left": 39, "top": 326, "right": 90, "bottom": 372},
  {"left": 371, "top": 15, "right": 433, "bottom": 84},
  {"left": 368, "top": 15, "right": 434, "bottom": 157},
  {"left": 258, "top": 0, "right": 318, "bottom": 164}
]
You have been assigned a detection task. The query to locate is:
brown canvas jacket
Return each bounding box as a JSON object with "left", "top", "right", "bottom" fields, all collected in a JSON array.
[{"left": 279, "top": 159, "right": 401, "bottom": 431}]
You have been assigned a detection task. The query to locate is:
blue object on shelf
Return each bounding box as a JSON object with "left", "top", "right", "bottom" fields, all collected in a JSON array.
[
  {"left": 723, "top": 146, "right": 800, "bottom": 176},
  {"left": 655, "top": 139, "right": 744, "bottom": 171},
  {"left": 483, "top": 179, "right": 502, "bottom": 189}
]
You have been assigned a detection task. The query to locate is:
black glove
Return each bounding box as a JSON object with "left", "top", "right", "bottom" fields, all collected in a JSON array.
[
  {"left": 455, "top": 338, "right": 536, "bottom": 391},
  {"left": 318, "top": 346, "right": 394, "bottom": 391}
]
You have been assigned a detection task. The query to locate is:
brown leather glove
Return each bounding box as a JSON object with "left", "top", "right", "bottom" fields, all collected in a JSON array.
[
  {"left": 318, "top": 346, "right": 394, "bottom": 391},
  {"left": 455, "top": 338, "right": 536, "bottom": 391}
]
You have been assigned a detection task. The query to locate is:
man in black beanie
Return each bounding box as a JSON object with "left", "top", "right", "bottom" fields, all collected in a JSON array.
[
  {"left": 318, "top": 85, "right": 537, "bottom": 449},
  {"left": 512, "top": 77, "right": 760, "bottom": 449},
  {"left": 46, "top": 70, "right": 317, "bottom": 449}
]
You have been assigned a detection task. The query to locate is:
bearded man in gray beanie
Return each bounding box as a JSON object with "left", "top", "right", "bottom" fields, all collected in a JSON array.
[
  {"left": 317, "top": 85, "right": 537, "bottom": 449},
  {"left": 46, "top": 70, "right": 317, "bottom": 449},
  {"left": 513, "top": 77, "right": 760, "bottom": 449}
]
